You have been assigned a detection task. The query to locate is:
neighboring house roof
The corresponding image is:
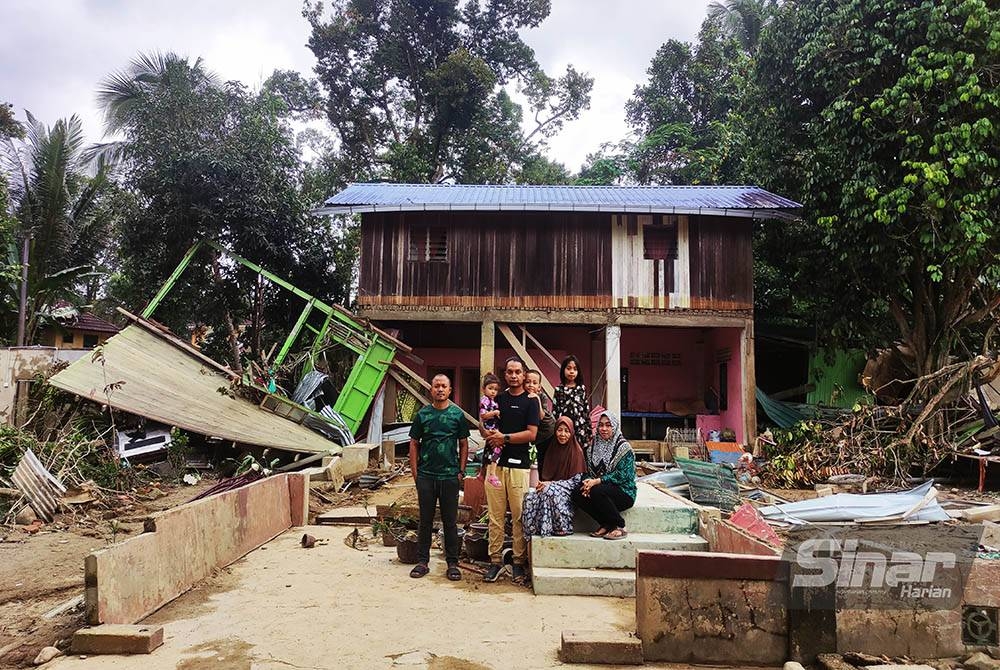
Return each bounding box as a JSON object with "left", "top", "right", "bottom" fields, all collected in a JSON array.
[
  {"left": 318, "top": 183, "right": 802, "bottom": 220},
  {"left": 73, "top": 312, "right": 120, "bottom": 334}
]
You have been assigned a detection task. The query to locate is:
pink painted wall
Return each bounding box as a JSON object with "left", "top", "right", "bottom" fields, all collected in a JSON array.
[
  {"left": 704, "top": 327, "right": 744, "bottom": 444},
  {"left": 620, "top": 327, "right": 704, "bottom": 412},
  {"left": 405, "top": 325, "right": 597, "bottom": 415}
]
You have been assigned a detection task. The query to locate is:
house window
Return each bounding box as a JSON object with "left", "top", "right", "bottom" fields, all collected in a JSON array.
[
  {"left": 62, "top": 332, "right": 74, "bottom": 344},
  {"left": 408, "top": 226, "right": 448, "bottom": 262},
  {"left": 83, "top": 334, "right": 99, "bottom": 349},
  {"left": 643, "top": 222, "right": 678, "bottom": 261}
]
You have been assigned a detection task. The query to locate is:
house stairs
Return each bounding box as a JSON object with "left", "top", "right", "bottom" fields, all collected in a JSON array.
[{"left": 529, "top": 482, "right": 709, "bottom": 597}]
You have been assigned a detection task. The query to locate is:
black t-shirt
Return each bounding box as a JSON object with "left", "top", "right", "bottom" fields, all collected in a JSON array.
[{"left": 495, "top": 389, "right": 540, "bottom": 469}]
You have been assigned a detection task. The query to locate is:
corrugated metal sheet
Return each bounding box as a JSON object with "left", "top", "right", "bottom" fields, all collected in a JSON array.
[
  {"left": 49, "top": 323, "right": 338, "bottom": 454},
  {"left": 807, "top": 348, "right": 869, "bottom": 408},
  {"left": 320, "top": 183, "right": 802, "bottom": 219},
  {"left": 11, "top": 448, "right": 66, "bottom": 521}
]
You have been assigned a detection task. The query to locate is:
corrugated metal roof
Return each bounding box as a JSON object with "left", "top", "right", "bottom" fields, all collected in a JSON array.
[
  {"left": 318, "top": 183, "right": 802, "bottom": 219},
  {"left": 49, "top": 322, "right": 340, "bottom": 454}
]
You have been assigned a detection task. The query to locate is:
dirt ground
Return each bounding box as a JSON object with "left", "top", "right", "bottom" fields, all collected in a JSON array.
[
  {"left": 47, "top": 524, "right": 637, "bottom": 670},
  {"left": 0, "top": 480, "right": 216, "bottom": 669}
]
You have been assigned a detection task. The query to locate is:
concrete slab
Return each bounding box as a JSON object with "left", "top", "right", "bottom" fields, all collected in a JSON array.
[
  {"left": 531, "top": 567, "right": 635, "bottom": 597},
  {"left": 71, "top": 625, "right": 163, "bottom": 655},
  {"left": 560, "top": 630, "right": 643, "bottom": 665},
  {"left": 573, "top": 483, "right": 699, "bottom": 535},
  {"left": 50, "top": 527, "right": 636, "bottom": 670},
  {"left": 315, "top": 506, "right": 376, "bottom": 524},
  {"left": 85, "top": 474, "right": 294, "bottom": 625},
  {"left": 531, "top": 532, "right": 707, "bottom": 569}
]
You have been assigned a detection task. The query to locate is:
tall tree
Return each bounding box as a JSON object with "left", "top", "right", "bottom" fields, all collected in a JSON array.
[
  {"left": 1, "top": 111, "right": 115, "bottom": 344},
  {"left": 706, "top": 0, "right": 777, "bottom": 53},
  {"left": 96, "top": 52, "right": 352, "bottom": 370},
  {"left": 583, "top": 20, "right": 748, "bottom": 185},
  {"left": 299, "top": 0, "right": 592, "bottom": 184},
  {"left": 743, "top": 0, "right": 1000, "bottom": 377}
]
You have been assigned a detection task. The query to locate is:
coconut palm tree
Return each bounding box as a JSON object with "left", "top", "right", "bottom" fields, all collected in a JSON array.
[
  {"left": 2, "top": 113, "right": 111, "bottom": 344},
  {"left": 706, "top": 0, "right": 778, "bottom": 54},
  {"left": 88, "top": 52, "right": 219, "bottom": 166}
]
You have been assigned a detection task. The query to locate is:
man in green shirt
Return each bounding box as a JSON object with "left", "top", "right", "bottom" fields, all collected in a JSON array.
[{"left": 408, "top": 374, "right": 470, "bottom": 580}]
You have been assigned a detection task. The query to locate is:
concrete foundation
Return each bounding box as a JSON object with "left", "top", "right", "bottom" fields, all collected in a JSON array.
[
  {"left": 635, "top": 550, "right": 788, "bottom": 665},
  {"left": 84, "top": 474, "right": 306, "bottom": 624}
]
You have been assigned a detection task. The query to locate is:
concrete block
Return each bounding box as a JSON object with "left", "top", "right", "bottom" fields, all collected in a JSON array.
[
  {"left": 637, "top": 573, "right": 787, "bottom": 664},
  {"left": 71, "top": 624, "right": 164, "bottom": 654},
  {"left": 324, "top": 456, "right": 344, "bottom": 490},
  {"left": 342, "top": 443, "right": 378, "bottom": 477},
  {"left": 531, "top": 532, "right": 707, "bottom": 570},
  {"left": 287, "top": 473, "right": 307, "bottom": 527},
  {"left": 560, "top": 630, "right": 643, "bottom": 665},
  {"left": 573, "top": 483, "right": 699, "bottom": 535},
  {"left": 86, "top": 474, "right": 294, "bottom": 624},
  {"left": 784, "top": 663, "right": 806, "bottom": 670},
  {"left": 531, "top": 567, "right": 635, "bottom": 597},
  {"left": 836, "top": 608, "right": 963, "bottom": 658}
]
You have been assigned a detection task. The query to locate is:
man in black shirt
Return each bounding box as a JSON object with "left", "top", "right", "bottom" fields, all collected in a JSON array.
[{"left": 482, "top": 356, "right": 539, "bottom": 583}]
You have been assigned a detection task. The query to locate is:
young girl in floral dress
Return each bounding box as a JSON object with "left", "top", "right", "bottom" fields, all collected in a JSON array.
[{"left": 552, "top": 355, "right": 592, "bottom": 449}]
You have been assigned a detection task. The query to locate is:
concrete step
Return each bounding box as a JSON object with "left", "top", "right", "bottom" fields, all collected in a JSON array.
[
  {"left": 531, "top": 532, "right": 708, "bottom": 569},
  {"left": 531, "top": 566, "right": 635, "bottom": 597},
  {"left": 573, "top": 482, "right": 699, "bottom": 535}
]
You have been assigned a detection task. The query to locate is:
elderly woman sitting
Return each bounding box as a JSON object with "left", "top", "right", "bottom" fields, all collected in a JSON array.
[
  {"left": 571, "top": 411, "right": 636, "bottom": 540},
  {"left": 521, "top": 416, "right": 587, "bottom": 538}
]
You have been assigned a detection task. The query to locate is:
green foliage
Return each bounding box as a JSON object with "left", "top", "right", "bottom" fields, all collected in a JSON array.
[
  {"left": 1, "top": 111, "right": 119, "bottom": 344},
  {"left": 743, "top": 0, "right": 1000, "bottom": 373},
  {"left": 96, "top": 52, "right": 355, "bottom": 367},
  {"left": 585, "top": 20, "right": 749, "bottom": 186},
  {"left": 302, "top": 0, "right": 592, "bottom": 183}
]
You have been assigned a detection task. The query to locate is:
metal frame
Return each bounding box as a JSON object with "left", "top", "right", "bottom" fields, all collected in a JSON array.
[{"left": 140, "top": 239, "right": 397, "bottom": 433}]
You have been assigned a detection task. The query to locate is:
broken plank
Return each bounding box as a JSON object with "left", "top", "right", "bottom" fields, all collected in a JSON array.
[
  {"left": 315, "top": 506, "right": 377, "bottom": 525},
  {"left": 497, "top": 324, "right": 554, "bottom": 396},
  {"left": 519, "top": 325, "right": 560, "bottom": 369}
]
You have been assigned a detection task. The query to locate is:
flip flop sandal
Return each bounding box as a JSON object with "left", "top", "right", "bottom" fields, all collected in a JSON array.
[
  {"left": 446, "top": 565, "right": 462, "bottom": 581},
  {"left": 589, "top": 528, "right": 609, "bottom": 538},
  {"left": 604, "top": 529, "right": 628, "bottom": 540},
  {"left": 409, "top": 563, "right": 429, "bottom": 578}
]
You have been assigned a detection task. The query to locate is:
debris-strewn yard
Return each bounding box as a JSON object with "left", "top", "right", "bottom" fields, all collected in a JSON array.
[{"left": 0, "top": 480, "right": 215, "bottom": 668}]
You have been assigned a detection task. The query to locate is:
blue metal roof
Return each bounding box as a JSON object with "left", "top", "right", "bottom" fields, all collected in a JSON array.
[{"left": 317, "top": 183, "right": 802, "bottom": 220}]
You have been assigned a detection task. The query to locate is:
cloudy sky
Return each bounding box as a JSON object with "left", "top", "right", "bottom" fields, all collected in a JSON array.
[{"left": 0, "top": 0, "right": 713, "bottom": 172}]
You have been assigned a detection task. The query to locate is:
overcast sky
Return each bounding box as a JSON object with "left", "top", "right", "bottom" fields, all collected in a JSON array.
[{"left": 0, "top": 0, "right": 713, "bottom": 173}]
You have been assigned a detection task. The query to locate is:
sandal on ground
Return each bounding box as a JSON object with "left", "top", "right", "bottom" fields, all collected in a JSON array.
[
  {"left": 604, "top": 528, "right": 628, "bottom": 540},
  {"left": 409, "top": 563, "right": 429, "bottom": 578},
  {"left": 446, "top": 564, "right": 462, "bottom": 581},
  {"left": 589, "top": 527, "right": 609, "bottom": 538}
]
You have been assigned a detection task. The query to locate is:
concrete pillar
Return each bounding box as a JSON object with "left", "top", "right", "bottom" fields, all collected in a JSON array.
[
  {"left": 605, "top": 323, "right": 622, "bottom": 417},
  {"left": 742, "top": 320, "right": 757, "bottom": 447},
  {"left": 480, "top": 320, "right": 495, "bottom": 383}
]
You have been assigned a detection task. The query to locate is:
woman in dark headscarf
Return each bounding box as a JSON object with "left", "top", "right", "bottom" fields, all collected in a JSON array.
[
  {"left": 572, "top": 411, "right": 636, "bottom": 540},
  {"left": 521, "top": 416, "right": 587, "bottom": 538}
]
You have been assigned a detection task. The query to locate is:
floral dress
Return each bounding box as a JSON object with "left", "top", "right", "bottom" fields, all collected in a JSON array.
[
  {"left": 521, "top": 473, "right": 583, "bottom": 539},
  {"left": 553, "top": 384, "right": 592, "bottom": 448}
]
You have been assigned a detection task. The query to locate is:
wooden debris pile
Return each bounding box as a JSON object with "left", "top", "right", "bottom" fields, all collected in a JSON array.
[{"left": 759, "top": 354, "right": 1000, "bottom": 488}]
